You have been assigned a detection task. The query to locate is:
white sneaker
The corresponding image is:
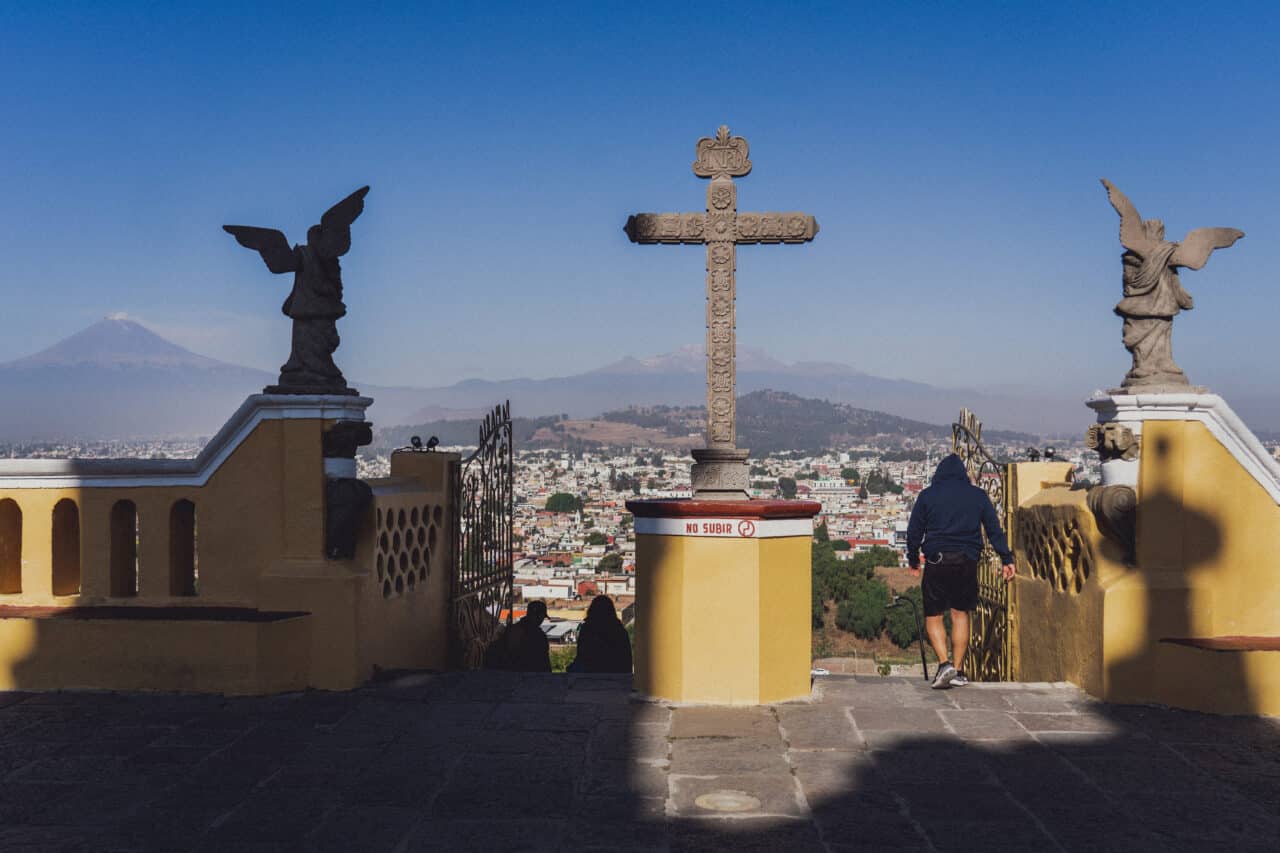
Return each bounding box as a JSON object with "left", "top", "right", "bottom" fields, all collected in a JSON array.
[
  {"left": 951, "top": 670, "right": 969, "bottom": 686},
  {"left": 931, "top": 662, "right": 957, "bottom": 689}
]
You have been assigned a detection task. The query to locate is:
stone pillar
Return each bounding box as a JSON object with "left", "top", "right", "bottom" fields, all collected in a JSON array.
[{"left": 627, "top": 498, "right": 821, "bottom": 705}]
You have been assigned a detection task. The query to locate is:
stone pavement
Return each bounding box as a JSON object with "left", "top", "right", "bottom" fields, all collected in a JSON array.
[{"left": 1, "top": 673, "right": 1278, "bottom": 852}]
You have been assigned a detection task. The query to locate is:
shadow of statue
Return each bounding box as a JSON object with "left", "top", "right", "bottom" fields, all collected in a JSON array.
[{"left": 1105, "top": 433, "right": 1252, "bottom": 714}]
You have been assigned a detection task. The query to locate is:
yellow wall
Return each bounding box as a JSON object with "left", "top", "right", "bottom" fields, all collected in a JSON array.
[
  {"left": 0, "top": 418, "right": 319, "bottom": 608},
  {"left": 635, "top": 532, "right": 810, "bottom": 705},
  {"left": 0, "top": 613, "right": 311, "bottom": 694},
  {"left": 1138, "top": 420, "right": 1280, "bottom": 636},
  {"left": 1009, "top": 461, "right": 1076, "bottom": 508},
  {"left": 0, "top": 407, "right": 458, "bottom": 694},
  {"left": 1012, "top": 488, "right": 1112, "bottom": 697},
  {"left": 1013, "top": 420, "right": 1280, "bottom": 716}
]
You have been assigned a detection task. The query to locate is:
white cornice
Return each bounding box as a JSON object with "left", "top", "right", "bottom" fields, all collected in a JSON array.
[
  {"left": 1087, "top": 393, "right": 1280, "bottom": 505},
  {"left": 0, "top": 394, "right": 371, "bottom": 489}
]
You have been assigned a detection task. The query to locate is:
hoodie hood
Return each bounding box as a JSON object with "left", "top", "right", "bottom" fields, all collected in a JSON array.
[{"left": 932, "top": 454, "right": 969, "bottom": 483}]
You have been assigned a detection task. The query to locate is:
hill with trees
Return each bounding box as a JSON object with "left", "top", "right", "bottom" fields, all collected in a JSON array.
[{"left": 374, "top": 389, "right": 1034, "bottom": 456}]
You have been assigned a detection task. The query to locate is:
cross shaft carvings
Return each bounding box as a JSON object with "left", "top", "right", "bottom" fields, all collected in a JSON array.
[{"left": 625, "top": 127, "right": 818, "bottom": 498}]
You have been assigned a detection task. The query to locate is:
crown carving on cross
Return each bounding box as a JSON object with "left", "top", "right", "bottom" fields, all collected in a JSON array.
[{"left": 693, "top": 125, "right": 752, "bottom": 179}]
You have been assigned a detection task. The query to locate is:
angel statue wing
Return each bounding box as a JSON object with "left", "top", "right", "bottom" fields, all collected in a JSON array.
[
  {"left": 313, "top": 186, "right": 370, "bottom": 258},
  {"left": 1101, "top": 178, "right": 1157, "bottom": 256},
  {"left": 222, "top": 226, "right": 298, "bottom": 274},
  {"left": 1172, "top": 227, "right": 1245, "bottom": 270}
]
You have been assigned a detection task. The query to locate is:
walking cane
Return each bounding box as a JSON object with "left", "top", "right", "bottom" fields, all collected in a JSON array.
[{"left": 886, "top": 594, "right": 929, "bottom": 681}]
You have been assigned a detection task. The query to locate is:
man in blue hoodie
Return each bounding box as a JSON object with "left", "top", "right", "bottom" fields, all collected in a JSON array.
[{"left": 906, "top": 454, "right": 1015, "bottom": 689}]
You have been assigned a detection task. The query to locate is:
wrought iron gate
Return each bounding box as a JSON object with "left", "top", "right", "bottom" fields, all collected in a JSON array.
[
  {"left": 450, "top": 401, "right": 515, "bottom": 669},
  {"left": 951, "top": 408, "right": 1013, "bottom": 681}
]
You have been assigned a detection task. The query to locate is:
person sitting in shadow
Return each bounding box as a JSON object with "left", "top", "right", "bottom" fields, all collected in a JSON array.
[
  {"left": 485, "top": 600, "right": 551, "bottom": 672},
  {"left": 568, "top": 595, "right": 633, "bottom": 674}
]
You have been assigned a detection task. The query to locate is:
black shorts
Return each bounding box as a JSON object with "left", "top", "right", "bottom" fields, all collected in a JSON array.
[{"left": 922, "top": 557, "right": 978, "bottom": 616}]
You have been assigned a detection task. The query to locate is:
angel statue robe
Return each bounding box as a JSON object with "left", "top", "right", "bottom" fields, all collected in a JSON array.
[{"left": 1116, "top": 237, "right": 1187, "bottom": 387}]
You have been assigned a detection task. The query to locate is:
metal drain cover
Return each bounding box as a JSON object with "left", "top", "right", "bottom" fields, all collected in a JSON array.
[{"left": 694, "top": 790, "right": 761, "bottom": 812}]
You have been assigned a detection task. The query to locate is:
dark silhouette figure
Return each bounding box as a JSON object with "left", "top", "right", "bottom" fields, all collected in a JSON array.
[
  {"left": 223, "top": 186, "right": 369, "bottom": 395},
  {"left": 571, "top": 595, "right": 633, "bottom": 674},
  {"left": 486, "top": 600, "right": 551, "bottom": 672}
]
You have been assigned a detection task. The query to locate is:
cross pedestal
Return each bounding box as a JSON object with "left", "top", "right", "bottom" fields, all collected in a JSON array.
[
  {"left": 626, "top": 498, "right": 822, "bottom": 704},
  {"left": 625, "top": 126, "right": 818, "bottom": 499}
]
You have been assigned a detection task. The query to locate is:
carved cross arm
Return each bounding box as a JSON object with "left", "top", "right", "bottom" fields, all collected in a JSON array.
[
  {"left": 734, "top": 212, "right": 819, "bottom": 244},
  {"left": 625, "top": 213, "right": 707, "bottom": 244}
]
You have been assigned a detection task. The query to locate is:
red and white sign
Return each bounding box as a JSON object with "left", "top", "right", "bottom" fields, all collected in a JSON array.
[{"left": 634, "top": 516, "right": 812, "bottom": 539}]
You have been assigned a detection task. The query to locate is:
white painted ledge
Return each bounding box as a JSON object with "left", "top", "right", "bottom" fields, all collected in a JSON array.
[
  {"left": 1087, "top": 392, "right": 1280, "bottom": 505},
  {"left": 0, "top": 394, "right": 371, "bottom": 489}
]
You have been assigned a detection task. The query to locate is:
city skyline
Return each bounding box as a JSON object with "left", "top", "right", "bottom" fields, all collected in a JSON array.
[{"left": 3, "top": 2, "right": 1278, "bottom": 407}]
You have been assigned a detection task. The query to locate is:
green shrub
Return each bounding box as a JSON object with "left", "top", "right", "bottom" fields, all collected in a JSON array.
[
  {"left": 549, "top": 646, "right": 575, "bottom": 673},
  {"left": 886, "top": 586, "right": 925, "bottom": 648},
  {"left": 835, "top": 578, "right": 889, "bottom": 639}
]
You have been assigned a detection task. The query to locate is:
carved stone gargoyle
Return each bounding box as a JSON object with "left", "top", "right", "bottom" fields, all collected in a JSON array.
[
  {"left": 1086, "top": 484, "right": 1137, "bottom": 564},
  {"left": 1085, "top": 422, "right": 1140, "bottom": 462}
]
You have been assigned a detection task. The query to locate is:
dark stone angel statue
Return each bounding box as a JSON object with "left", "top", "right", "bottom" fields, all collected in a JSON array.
[{"left": 224, "top": 186, "right": 369, "bottom": 395}]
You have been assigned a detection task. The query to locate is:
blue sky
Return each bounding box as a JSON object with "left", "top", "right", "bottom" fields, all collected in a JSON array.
[{"left": 2, "top": 1, "right": 1278, "bottom": 405}]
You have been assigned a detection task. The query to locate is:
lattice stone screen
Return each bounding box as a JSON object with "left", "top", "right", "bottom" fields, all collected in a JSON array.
[
  {"left": 1016, "top": 505, "right": 1096, "bottom": 595},
  {"left": 375, "top": 502, "right": 444, "bottom": 598}
]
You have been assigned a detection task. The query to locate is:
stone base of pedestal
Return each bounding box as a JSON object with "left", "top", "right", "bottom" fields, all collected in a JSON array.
[
  {"left": 626, "top": 498, "right": 822, "bottom": 705},
  {"left": 690, "top": 447, "right": 750, "bottom": 500}
]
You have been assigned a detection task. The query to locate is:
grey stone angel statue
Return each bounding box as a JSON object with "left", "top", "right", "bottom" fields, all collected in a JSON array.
[
  {"left": 224, "top": 186, "right": 369, "bottom": 395},
  {"left": 1101, "top": 179, "right": 1242, "bottom": 390}
]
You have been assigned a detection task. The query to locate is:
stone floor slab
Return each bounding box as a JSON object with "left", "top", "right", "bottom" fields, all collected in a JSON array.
[
  {"left": 668, "top": 706, "right": 778, "bottom": 740},
  {"left": 776, "top": 704, "right": 861, "bottom": 749},
  {"left": 938, "top": 708, "right": 1030, "bottom": 740},
  {"left": 669, "top": 735, "right": 789, "bottom": 774},
  {"left": 668, "top": 772, "right": 806, "bottom": 818},
  {"left": 669, "top": 817, "right": 825, "bottom": 853},
  {"left": 849, "top": 707, "right": 948, "bottom": 733}
]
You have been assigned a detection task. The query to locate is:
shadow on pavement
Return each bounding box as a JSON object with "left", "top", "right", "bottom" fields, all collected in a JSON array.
[{"left": 0, "top": 672, "right": 1278, "bottom": 852}]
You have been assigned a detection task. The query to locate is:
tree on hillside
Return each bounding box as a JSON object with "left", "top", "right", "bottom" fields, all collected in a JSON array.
[
  {"left": 545, "top": 492, "right": 582, "bottom": 513},
  {"left": 835, "top": 578, "right": 890, "bottom": 639},
  {"left": 850, "top": 545, "right": 900, "bottom": 578},
  {"left": 814, "top": 522, "right": 829, "bottom": 542},
  {"left": 858, "top": 485, "right": 869, "bottom": 500},
  {"left": 865, "top": 470, "right": 904, "bottom": 495},
  {"left": 778, "top": 476, "right": 797, "bottom": 499},
  {"left": 840, "top": 467, "right": 860, "bottom": 484},
  {"left": 598, "top": 552, "right": 623, "bottom": 572},
  {"left": 831, "top": 540, "right": 851, "bottom": 551},
  {"left": 586, "top": 531, "right": 607, "bottom": 546}
]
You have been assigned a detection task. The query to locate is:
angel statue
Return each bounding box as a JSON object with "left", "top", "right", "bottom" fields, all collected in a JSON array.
[
  {"left": 224, "top": 186, "right": 369, "bottom": 395},
  {"left": 1101, "top": 179, "right": 1243, "bottom": 390}
]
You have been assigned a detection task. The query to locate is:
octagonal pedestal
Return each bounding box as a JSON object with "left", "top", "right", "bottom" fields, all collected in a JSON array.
[{"left": 626, "top": 498, "right": 822, "bottom": 705}]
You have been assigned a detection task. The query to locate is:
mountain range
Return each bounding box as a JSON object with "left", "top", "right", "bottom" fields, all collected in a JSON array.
[{"left": 0, "top": 317, "right": 1099, "bottom": 440}]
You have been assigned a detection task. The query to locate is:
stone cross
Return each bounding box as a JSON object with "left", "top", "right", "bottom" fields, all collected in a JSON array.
[{"left": 625, "top": 126, "right": 819, "bottom": 499}]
